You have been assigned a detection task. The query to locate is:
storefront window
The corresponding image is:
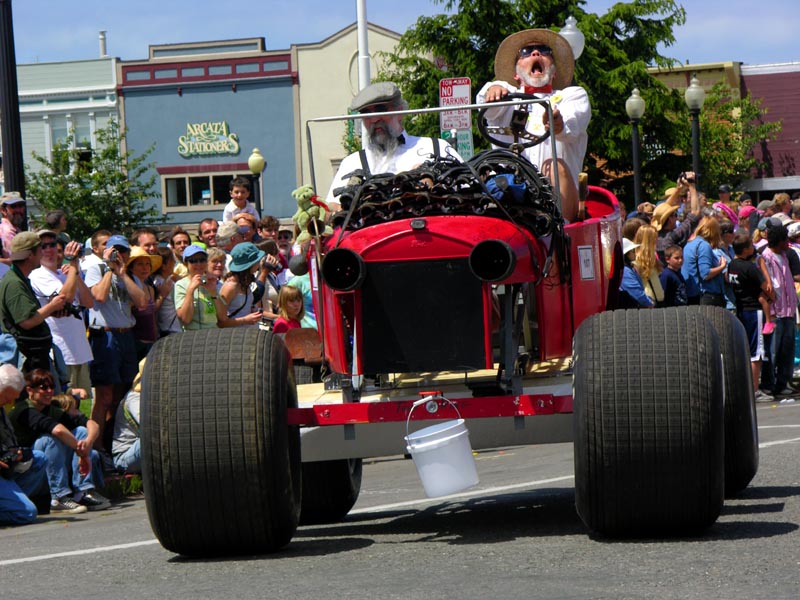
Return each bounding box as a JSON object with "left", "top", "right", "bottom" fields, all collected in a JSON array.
[{"left": 162, "top": 172, "right": 247, "bottom": 211}]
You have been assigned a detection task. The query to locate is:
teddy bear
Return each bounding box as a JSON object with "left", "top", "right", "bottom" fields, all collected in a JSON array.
[{"left": 291, "top": 185, "right": 333, "bottom": 243}]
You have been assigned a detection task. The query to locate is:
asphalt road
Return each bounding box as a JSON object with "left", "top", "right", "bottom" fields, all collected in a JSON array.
[{"left": 2, "top": 402, "right": 799, "bottom": 600}]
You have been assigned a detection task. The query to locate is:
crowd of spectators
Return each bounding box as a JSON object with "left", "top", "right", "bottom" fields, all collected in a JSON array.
[
  {"left": 0, "top": 177, "right": 316, "bottom": 525},
  {"left": 619, "top": 173, "right": 800, "bottom": 405}
]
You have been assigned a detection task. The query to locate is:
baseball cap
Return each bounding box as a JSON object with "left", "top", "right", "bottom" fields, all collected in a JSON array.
[
  {"left": 106, "top": 234, "right": 131, "bottom": 250},
  {"left": 182, "top": 244, "right": 208, "bottom": 260},
  {"left": 757, "top": 199, "right": 775, "bottom": 211},
  {"left": 718, "top": 184, "right": 731, "bottom": 194},
  {"left": 10, "top": 231, "right": 41, "bottom": 260},
  {"left": 0, "top": 191, "right": 25, "bottom": 206}
]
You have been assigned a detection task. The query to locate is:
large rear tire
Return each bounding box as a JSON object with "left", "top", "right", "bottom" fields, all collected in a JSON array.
[
  {"left": 300, "top": 458, "right": 363, "bottom": 524},
  {"left": 573, "top": 308, "right": 725, "bottom": 536},
  {"left": 141, "top": 328, "right": 301, "bottom": 556},
  {"left": 687, "top": 306, "right": 758, "bottom": 496}
]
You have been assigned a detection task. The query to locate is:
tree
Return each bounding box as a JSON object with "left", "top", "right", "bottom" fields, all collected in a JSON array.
[
  {"left": 379, "top": 0, "right": 688, "bottom": 175},
  {"left": 26, "top": 120, "right": 164, "bottom": 241},
  {"left": 685, "top": 82, "right": 782, "bottom": 194}
]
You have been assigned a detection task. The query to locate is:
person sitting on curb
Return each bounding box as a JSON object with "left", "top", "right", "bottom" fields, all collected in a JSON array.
[
  {"left": 111, "top": 359, "right": 145, "bottom": 474},
  {"left": 9, "top": 368, "right": 110, "bottom": 513},
  {"left": 0, "top": 364, "right": 49, "bottom": 525}
]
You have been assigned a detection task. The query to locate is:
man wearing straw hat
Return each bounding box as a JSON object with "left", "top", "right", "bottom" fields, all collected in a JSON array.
[{"left": 477, "top": 28, "right": 591, "bottom": 222}]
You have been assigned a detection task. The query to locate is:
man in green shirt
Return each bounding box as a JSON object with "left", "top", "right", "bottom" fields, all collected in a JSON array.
[{"left": 0, "top": 231, "right": 66, "bottom": 372}]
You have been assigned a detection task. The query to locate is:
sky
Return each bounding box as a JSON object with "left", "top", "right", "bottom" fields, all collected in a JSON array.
[{"left": 8, "top": 0, "right": 799, "bottom": 67}]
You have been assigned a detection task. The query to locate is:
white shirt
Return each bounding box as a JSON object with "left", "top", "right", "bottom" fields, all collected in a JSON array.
[
  {"left": 29, "top": 266, "right": 93, "bottom": 365},
  {"left": 222, "top": 200, "right": 260, "bottom": 223},
  {"left": 325, "top": 131, "right": 462, "bottom": 204},
  {"left": 476, "top": 82, "right": 590, "bottom": 190}
]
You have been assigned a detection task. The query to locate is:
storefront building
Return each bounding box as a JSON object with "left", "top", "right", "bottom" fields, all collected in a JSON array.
[
  {"left": 10, "top": 57, "right": 118, "bottom": 197},
  {"left": 118, "top": 38, "right": 298, "bottom": 225}
]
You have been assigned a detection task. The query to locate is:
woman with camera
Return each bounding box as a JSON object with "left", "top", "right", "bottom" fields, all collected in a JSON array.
[
  {"left": 216, "top": 242, "right": 266, "bottom": 328},
  {"left": 174, "top": 245, "right": 220, "bottom": 331},
  {"left": 126, "top": 246, "right": 162, "bottom": 358}
]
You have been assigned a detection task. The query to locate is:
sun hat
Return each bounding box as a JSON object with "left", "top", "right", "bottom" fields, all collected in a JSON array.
[
  {"left": 229, "top": 242, "right": 265, "bottom": 273},
  {"left": 494, "top": 28, "right": 575, "bottom": 90},
  {"left": 651, "top": 203, "right": 679, "bottom": 232},
  {"left": 349, "top": 81, "right": 402, "bottom": 112},
  {"left": 0, "top": 191, "right": 25, "bottom": 206},
  {"left": 660, "top": 187, "right": 679, "bottom": 202},
  {"left": 9, "top": 231, "right": 41, "bottom": 260},
  {"left": 712, "top": 202, "right": 738, "bottom": 224},
  {"left": 106, "top": 234, "right": 130, "bottom": 250},
  {"left": 125, "top": 245, "right": 162, "bottom": 272},
  {"left": 182, "top": 244, "right": 208, "bottom": 260},
  {"left": 622, "top": 238, "right": 640, "bottom": 256}
]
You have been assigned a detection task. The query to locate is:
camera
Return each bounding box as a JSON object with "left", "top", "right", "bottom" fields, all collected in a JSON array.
[
  {"left": 679, "top": 172, "right": 695, "bottom": 184},
  {"left": 49, "top": 292, "right": 84, "bottom": 319},
  {"left": 64, "top": 246, "right": 84, "bottom": 262},
  {"left": 200, "top": 275, "right": 208, "bottom": 285},
  {"left": 109, "top": 249, "right": 119, "bottom": 263},
  {"left": 0, "top": 447, "right": 33, "bottom": 478}
]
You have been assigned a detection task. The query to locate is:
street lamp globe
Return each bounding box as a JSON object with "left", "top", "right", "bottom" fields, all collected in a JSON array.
[
  {"left": 684, "top": 76, "right": 706, "bottom": 112},
  {"left": 560, "top": 16, "right": 585, "bottom": 60},
  {"left": 625, "top": 88, "right": 646, "bottom": 121},
  {"left": 248, "top": 147, "right": 266, "bottom": 175}
]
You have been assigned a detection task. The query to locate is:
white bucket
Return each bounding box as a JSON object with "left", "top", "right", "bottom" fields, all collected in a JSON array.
[{"left": 405, "top": 399, "right": 479, "bottom": 498}]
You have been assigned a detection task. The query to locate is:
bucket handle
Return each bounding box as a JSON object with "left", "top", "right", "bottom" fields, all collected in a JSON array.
[{"left": 405, "top": 395, "right": 463, "bottom": 439}]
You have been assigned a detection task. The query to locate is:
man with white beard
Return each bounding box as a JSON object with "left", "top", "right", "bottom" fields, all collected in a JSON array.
[
  {"left": 325, "top": 82, "right": 462, "bottom": 207},
  {"left": 477, "top": 29, "right": 591, "bottom": 222}
]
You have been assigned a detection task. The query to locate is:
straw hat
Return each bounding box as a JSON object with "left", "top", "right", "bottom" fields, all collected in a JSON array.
[
  {"left": 126, "top": 245, "right": 162, "bottom": 272},
  {"left": 651, "top": 203, "right": 679, "bottom": 232},
  {"left": 494, "top": 28, "right": 575, "bottom": 90}
]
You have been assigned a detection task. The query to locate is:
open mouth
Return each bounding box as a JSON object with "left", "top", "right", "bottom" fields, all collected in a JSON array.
[{"left": 529, "top": 58, "right": 545, "bottom": 75}]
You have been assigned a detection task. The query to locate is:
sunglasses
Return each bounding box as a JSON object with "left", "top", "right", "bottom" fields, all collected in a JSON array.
[
  {"left": 34, "top": 383, "right": 54, "bottom": 391},
  {"left": 238, "top": 226, "right": 252, "bottom": 234},
  {"left": 278, "top": 233, "right": 293, "bottom": 240},
  {"left": 185, "top": 257, "right": 208, "bottom": 264},
  {"left": 518, "top": 44, "right": 553, "bottom": 58},
  {"left": 40, "top": 242, "right": 58, "bottom": 250}
]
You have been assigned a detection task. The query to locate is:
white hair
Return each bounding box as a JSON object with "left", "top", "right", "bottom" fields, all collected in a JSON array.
[{"left": 0, "top": 364, "right": 25, "bottom": 393}]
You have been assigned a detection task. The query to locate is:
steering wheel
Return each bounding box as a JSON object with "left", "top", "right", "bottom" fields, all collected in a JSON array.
[{"left": 478, "top": 93, "right": 551, "bottom": 151}]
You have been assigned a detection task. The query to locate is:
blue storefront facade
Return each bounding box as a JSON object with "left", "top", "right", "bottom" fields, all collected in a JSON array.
[{"left": 118, "top": 38, "right": 298, "bottom": 226}]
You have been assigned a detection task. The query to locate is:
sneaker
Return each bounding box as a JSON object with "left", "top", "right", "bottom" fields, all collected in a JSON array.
[
  {"left": 755, "top": 390, "right": 775, "bottom": 403},
  {"left": 78, "top": 490, "right": 111, "bottom": 512},
  {"left": 773, "top": 386, "right": 797, "bottom": 397},
  {"left": 51, "top": 496, "right": 88, "bottom": 514},
  {"left": 762, "top": 321, "right": 776, "bottom": 335}
]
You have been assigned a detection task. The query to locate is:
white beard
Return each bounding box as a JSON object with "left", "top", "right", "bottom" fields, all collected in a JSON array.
[
  {"left": 367, "top": 119, "right": 403, "bottom": 154},
  {"left": 516, "top": 63, "right": 556, "bottom": 89}
]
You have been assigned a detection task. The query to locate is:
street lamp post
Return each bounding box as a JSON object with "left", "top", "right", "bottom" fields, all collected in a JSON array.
[
  {"left": 559, "top": 16, "right": 585, "bottom": 60},
  {"left": 684, "top": 75, "right": 706, "bottom": 191},
  {"left": 625, "top": 88, "right": 646, "bottom": 205},
  {"left": 247, "top": 147, "right": 267, "bottom": 216}
]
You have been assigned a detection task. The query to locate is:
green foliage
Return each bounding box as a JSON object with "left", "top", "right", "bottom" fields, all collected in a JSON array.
[
  {"left": 683, "top": 82, "right": 782, "bottom": 197},
  {"left": 379, "top": 0, "right": 688, "bottom": 177},
  {"left": 26, "top": 121, "right": 164, "bottom": 241}
]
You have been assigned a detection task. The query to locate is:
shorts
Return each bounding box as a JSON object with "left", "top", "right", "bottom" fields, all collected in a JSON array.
[
  {"left": 88, "top": 330, "right": 138, "bottom": 386},
  {"left": 738, "top": 309, "right": 766, "bottom": 362}
]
